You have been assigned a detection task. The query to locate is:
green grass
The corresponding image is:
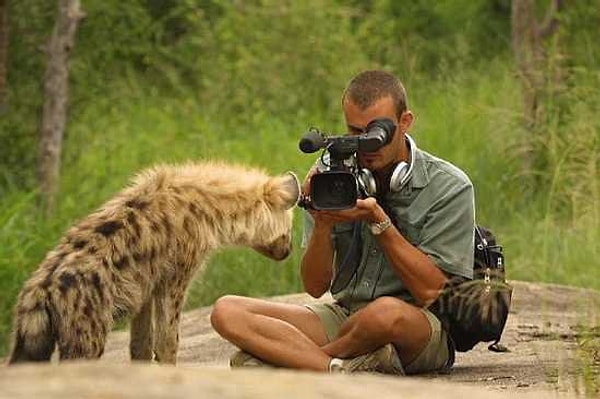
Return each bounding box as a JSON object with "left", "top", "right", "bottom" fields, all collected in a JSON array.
[
  {"left": 1, "top": 62, "right": 598, "bottom": 358},
  {"left": 578, "top": 334, "right": 600, "bottom": 396}
]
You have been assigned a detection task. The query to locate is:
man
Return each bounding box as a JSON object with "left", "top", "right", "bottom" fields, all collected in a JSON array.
[{"left": 210, "top": 70, "right": 474, "bottom": 374}]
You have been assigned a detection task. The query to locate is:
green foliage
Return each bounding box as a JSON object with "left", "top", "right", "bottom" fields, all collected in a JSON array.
[
  {"left": 185, "top": 1, "right": 369, "bottom": 123},
  {"left": 577, "top": 330, "right": 600, "bottom": 396},
  {"left": 502, "top": 2, "right": 600, "bottom": 224},
  {"left": 0, "top": 192, "right": 49, "bottom": 357},
  {"left": 0, "top": 1, "right": 55, "bottom": 186},
  {"left": 345, "top": 0, "right": 511, "bottom": 77}
]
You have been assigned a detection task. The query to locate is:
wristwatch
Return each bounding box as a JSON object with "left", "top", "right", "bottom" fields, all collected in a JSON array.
[{"left": 369, "top": 216, "right": 392, "bottom": 236}]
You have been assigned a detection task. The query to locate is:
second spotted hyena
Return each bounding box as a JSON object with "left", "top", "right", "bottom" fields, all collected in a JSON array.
[{"left": 8, "top": 161, "right": 300, "bottom": 364}]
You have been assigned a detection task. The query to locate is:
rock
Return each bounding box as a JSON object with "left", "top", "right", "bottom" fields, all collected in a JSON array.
[
  {"left": 2, "top": 281, "right": 599, "bottom": 398},
  {"left": 0, "top": 362, "right": 546, "bottom": 399}
]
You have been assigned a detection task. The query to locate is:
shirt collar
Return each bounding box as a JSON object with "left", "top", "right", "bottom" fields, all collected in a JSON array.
[{"left": 408, "top": 148, "right": 429, "bottom": 189}]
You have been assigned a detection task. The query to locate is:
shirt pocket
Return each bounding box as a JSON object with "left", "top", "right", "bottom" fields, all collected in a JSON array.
[{"left": 332, "top": 222, "right": 355, "bottom": 235}]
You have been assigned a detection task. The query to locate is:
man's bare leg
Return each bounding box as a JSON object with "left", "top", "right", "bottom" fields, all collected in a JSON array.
[
  {"left": 210, "top": 295, "right": 331, "bottom": 371},
  {"left": 321, "top": 297, "right": 431, "bottom": 365}
]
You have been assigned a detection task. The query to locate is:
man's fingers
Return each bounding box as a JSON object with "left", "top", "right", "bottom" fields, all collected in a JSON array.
[
  {"left": 357, "top": 197, "right": 377, "bottom": 209},
  {"left": 312, "top": 198, "right": 380, "bottom": 223},
  {"left": 321, "top": 334, "right": 357, "bottom": 359},
  {"left": 301, "top": 166, "right": 319, "bottom": 193}
]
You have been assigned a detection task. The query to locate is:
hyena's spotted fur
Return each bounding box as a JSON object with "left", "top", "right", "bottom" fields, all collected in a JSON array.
[{"left": 8, "top": 162, "right": 300, "bottom": 364}]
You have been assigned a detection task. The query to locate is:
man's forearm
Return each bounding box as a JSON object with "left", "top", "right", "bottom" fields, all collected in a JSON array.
[
  {"left": 301, "top": 225, "right": 335, "bottom": 298},
  {"left": 375, "top": 222, "right": 447, "bottom": 306}
]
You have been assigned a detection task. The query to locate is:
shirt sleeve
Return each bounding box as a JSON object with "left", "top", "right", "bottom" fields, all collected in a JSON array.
[{"left": 418, "top": 181, "right": 475, "bottom": 279}]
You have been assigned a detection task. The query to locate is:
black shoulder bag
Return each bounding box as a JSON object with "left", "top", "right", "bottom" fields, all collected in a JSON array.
[{"left": 429, "top": 225, "right": 513, "bottom": 352}]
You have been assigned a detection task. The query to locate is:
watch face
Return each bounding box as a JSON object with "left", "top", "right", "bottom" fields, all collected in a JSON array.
[{"left": 370, "top": 218, "right": 391, "bottom": 235}]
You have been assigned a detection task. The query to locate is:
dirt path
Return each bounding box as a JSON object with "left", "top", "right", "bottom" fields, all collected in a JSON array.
[{"left": 2, "top": 280, "right": 599, "bottom": 398}]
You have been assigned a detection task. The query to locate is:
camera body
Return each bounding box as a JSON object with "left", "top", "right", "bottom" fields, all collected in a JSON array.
[{"left": 298, "top": 118, "right": 396, "bottom": 210}]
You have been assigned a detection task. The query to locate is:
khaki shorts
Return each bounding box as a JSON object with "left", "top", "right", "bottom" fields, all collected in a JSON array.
[{"left": 306, "top": 302, "right": 453, "bottom": 375}]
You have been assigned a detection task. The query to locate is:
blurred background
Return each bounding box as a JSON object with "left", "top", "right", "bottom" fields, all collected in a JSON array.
[{"left": 0, "top": 0, "right": 598, "bottom": 356}]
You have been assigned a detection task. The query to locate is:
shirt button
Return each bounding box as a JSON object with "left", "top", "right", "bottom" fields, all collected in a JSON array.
[
  {"left": 363, "top": 281, "right": 370, "bottom": 288},
  {"left": 371, "top": 248, "right": 378, "bottom": 255}
]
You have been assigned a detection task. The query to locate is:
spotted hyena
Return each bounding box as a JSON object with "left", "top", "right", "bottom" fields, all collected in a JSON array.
[{"left": 8, "top": 161, "right": 300, "bottom": 364}]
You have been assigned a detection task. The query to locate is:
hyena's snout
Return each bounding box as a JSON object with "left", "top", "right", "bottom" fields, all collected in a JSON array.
[{"left": 253, "top": 234, "right": 292, "bottom": 261}]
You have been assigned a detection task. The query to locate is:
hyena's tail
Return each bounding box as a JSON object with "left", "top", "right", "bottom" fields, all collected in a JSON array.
[{"left": 7, "top": 286, "right": 55, "bottom": 364}]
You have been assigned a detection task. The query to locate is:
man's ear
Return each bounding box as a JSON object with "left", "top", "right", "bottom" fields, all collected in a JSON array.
[
  {"left": 400, "top": 110, "right": 414, "bottom": 132},
  {"left": 264, "top": 171, "right": 301, "bottom": 210}
]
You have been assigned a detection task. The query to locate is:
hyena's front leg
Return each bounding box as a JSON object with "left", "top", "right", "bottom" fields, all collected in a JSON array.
[
  {"left": 130, "top": 300, "right": 154, "bottom": 361},
  {"left": 152, "top": 278, "right": 188, "bottom": 364}
]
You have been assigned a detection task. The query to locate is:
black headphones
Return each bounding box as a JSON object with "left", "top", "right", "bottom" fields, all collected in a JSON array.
[{"left": 356, "top": 133, "right": 417, "bottom": 196}]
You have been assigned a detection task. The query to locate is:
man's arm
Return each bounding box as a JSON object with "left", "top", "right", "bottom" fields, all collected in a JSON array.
[
  {"left": 299, "top": 167, "right": 338, "bottom": 298},
  {"left": 300, "top": 217, "right": 335, "bottom": 298},
  {"left": 371, "top": 178, "right": 475, "bottom": 304},
  {"left": 301, "top": 202, "right": 443, "bottom": 302},
  {"left": 371, "top": 211, "right": 447, "bottom": 306},
  {"left": 311, "top": 197, "right": 447, "bottom": 305}
]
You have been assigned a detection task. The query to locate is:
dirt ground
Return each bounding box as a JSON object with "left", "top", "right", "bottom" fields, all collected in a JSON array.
[{"left": 2, "top": 280, "right": 599, "bottom": 398}]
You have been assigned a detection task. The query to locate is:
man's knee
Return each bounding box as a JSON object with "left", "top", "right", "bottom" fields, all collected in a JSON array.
[
  {"left": 359, "top": 297, "right": 423, "bottom": 338},
  {"left": 210, "top": 295, "right": 248, "bottom": 337}
]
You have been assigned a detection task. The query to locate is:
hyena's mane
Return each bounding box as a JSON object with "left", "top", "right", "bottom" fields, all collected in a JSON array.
[
  {"left": 120, "top": 161, "right": 296, "bottom": 247},
  {"left": 51, "top": 161, "right": 295, "bottom": 271}
]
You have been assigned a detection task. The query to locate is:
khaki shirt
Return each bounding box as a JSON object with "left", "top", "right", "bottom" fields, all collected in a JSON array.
[{"left": 302, "top": 147, "right": 475, "bottom": 312}]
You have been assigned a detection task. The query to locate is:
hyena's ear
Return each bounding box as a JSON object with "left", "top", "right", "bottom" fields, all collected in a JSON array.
[{"left": 265, "top": 171, "right": 301, "bottom": 210}]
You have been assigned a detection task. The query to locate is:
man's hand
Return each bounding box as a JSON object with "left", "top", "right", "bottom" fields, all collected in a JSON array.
[
  {"left": 310, "top": 197, "right": 383, "bottom": 224},
  {"left": 310, "top": 197, "right": 385, "bottom": 226}
]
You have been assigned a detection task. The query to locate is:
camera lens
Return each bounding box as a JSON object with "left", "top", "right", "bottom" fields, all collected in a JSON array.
[{"left": 310, "top": 172, "right": 357, "bottom": 210}]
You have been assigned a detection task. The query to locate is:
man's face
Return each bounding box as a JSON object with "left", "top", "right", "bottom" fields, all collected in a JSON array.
[{"left": 343, "top": 96, "right": 411, "bottom": 172}]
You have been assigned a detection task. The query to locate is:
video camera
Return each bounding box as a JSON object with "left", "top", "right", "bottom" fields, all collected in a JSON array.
[{"left": 297, "top": 118, "right": 396, "bottom": 210}]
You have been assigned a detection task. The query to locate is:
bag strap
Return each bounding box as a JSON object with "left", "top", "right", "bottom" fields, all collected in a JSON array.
[
  {"left": 488, "top": 340, "right": 510, "bottom": 352},
  {"left": 330, "top": 222, "right": 362, "bottom": 294},
  {"left": 475, "top": 225, "right": 492, "bottom": 270},
  {"left": 476, "top": 225, "right": 511, "bottom": 353}
]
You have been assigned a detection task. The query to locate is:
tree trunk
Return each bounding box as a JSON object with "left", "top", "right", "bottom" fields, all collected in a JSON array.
[
  {"left": 38, "top": 0, "right": 85, "bottom": 215},
  {"left": 0, "top": 0, "right": 8, "bottom": 112},
  {"left": 511, "top": 0, "right": 540, "bottom": 132},
  {"left": 511, "top": 0, "right": 564, "bottom": 172}
]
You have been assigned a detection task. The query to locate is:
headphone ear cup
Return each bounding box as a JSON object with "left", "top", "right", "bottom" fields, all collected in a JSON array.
[
  {"left": 357, "top": 168, "right": 377, "bottom": 197},
  {"left": 389, "top": 161, "right": 409, "bottom": 192}
]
